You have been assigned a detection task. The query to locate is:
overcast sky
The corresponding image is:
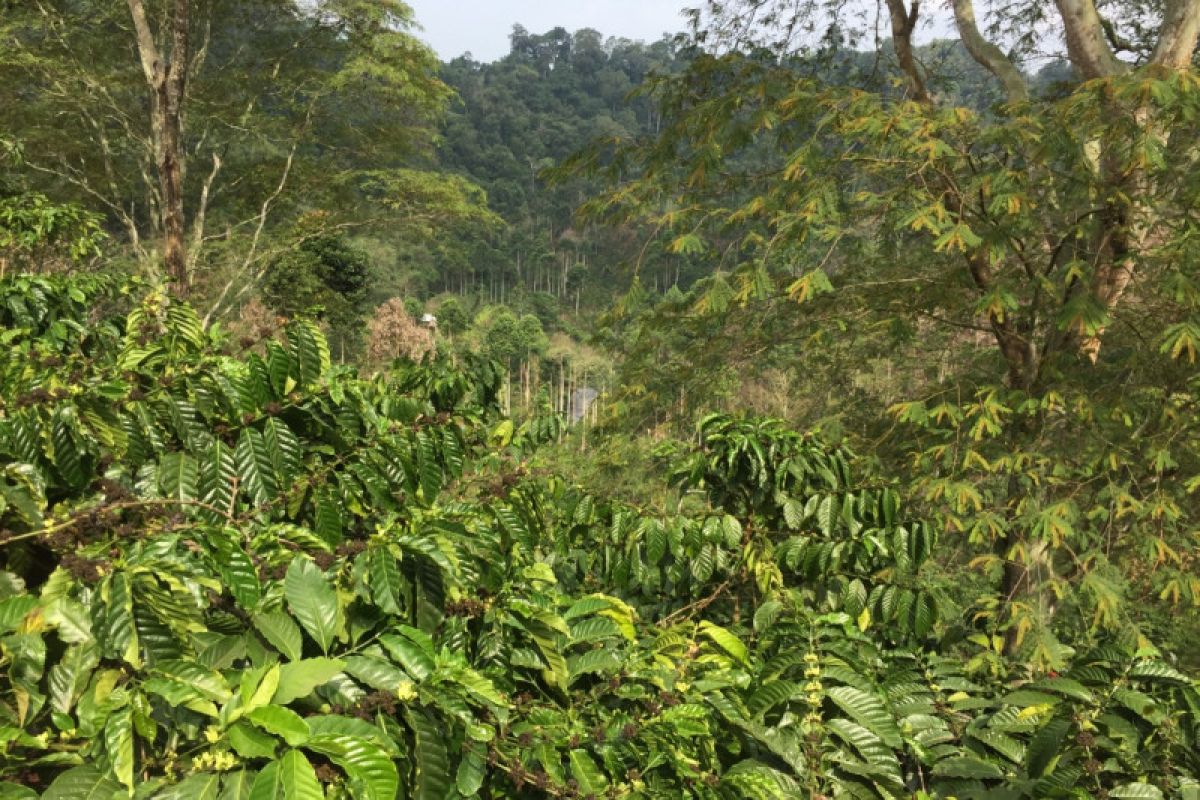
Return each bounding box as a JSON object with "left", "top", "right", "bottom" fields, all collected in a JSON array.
[{"left": 406, "top": 1, "right": 692, "bottom": 62}]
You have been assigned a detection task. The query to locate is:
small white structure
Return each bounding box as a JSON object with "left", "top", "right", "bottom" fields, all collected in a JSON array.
[{"left": 419, "top": 313, "right": 438, "bottom": 330}]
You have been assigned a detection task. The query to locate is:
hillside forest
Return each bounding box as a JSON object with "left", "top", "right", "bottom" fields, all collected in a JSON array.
[{"left": 2, "top": 1, "right": 1200, "bottom": 798}]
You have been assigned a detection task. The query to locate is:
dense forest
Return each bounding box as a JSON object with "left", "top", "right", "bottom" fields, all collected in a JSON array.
[{"left": 2, "top": 1, "right": 1200, "bottom": 798}]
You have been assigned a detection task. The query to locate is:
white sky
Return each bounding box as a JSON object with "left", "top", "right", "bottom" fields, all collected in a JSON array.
[{"left": 406, "top": 0, "right": 692, "bottom": 61}]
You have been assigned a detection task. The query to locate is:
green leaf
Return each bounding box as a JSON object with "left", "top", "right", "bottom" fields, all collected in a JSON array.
[
  {"left": 313, "top": 490, "right": 343, "bottom": 547},
  {"left": 284, "top": 559, "right": 341, "bottom": 655},
  {"left": 748, "top": 680, "right": 799, "bottom": 719},
  {"left": 44, "top": 597, "right": 93, "bottom": 644},
  {"left": 198, "top": 440, "right": 238, "bottom": 522},
  {"left": 379, "top": 631, "right": 434, "bottom": 681},
  {"left": 286, "top": 321, "right": 330, "bottom": 387},
  {"left": 248, "top": 706, "right": 310, "bottom": 747},
  {"left": 1113, "top": 688, "right": 1163, "bottom": 723},
  {"left": 278, "top": 750, "right": 323, "bottom": 800},
  {"left": 816, "top": 494, "right": 836, "bottom": 535},
  {"left": 248, "top": 761, "right": 281, "bottom": 800},
  {"left": 212, "top": 534, "right": 262, "bottom": 610},
  {"left": 407, "top": 709, "right": 450, "bottom": 800},
  {"left": 0, "top": 595, "right": 38, "bottom": 633},
  {"left": 1109, "top": 784, "right": 1165, "bottom": 799},
  {"left": 367, "top": 547, "right": 403, "bottom": 615},
  {"left": 343, "top": 655, "right": 410, "bottom": 694},
  {"left": 1026, "top": 716, "right": 1071, "bottom": 778},
  {"left": 966, "top": 727, "right": 1024, "bottom": 763},
  {"left": 153, "top": 660, "right": 232, "bottom": 703},
  {"left": 142, "top": 677, "right": 219, "bottom": 717},
  {"left": 567, "top": 648, "right": 622, "bottom": 684},
  {"left": 1129, "top": 661, "right": 1192, "bottom": 684},
  {"left": 104, "top": 705, "right": 135, "bottom": 791},
  {"left": 782, "top": 497, "right": 804, "bottom": 530},
  {"left": 253, "top": 613, "right": 303, "bottom": 662},
  {"left": 698, "top": 621, "right": 748, "bottom": 665},
  {"left": 158, "top": 452, "right": 198, "bottom": 501},
  {"left": 415, "top": 430, "right": 442, "bottom": 502},
  {"left": 229, "top": 721, "right": 279, "bottom": 760},
  {"left": 236, "top": 428, "right": 278, "bottom": 506},
  {"left": 305, "top": 734, "right": 399, "bottom": 800},
  {"left": 1031, "top": 677, "right": 1093, "bottom": 702},
  {"left": 241, "top": 666, "right": 281, "bottom": 714},
  {"left": 567, "top": 615, "right": 621, "bottom": 645},
  {"left": 103, "top": 572, "right": 139, "bottom": 667},
  {"left": 826, "top": 718, "right": 896, "bottom": 772},
  {"left": 154, "top": 773, "right": 220, "bottom": 800},
  {"left": 219, "top": 771, "right": 255, "bottom": 800},
  {"left": 931, "top": 756, "right": 1005, "bottom": 779},
  {"left": 263, "top": 418, "right": 302, "bottom": 487},
  {"left": 569, "top": 750, "right": 607, "bottom": 795},
  {"left": 49, "top": 643, "right": 98, "bottom": 714},
  {"left": 273, "top": 658, "right": 345, "bottom": 705},
  {"left": 41, "top": 766, "right": 123, "bottom": 800},
  {"left": 456, "top": 741, "right": 485, "bottom": 797},
  {"left": 910, "top": 591, "right": 935, "bottom": 637},
  {"left": 825, "top": 686, "right": 902, "bottom": 748}
]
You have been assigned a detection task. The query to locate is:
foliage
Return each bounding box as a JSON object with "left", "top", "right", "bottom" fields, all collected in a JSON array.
[
  {"left": 0, "top": 142, "right": 105, "bottom": 276},
  {"left": 262, "top": 235, "right": 372, "bottom": 357},
  {"left": 0, "top": 276, "right": 1197, "bottom": 798},
  {"left": 363, "top": 298, "right": 436, "bottom": 367},
  {"left": 570, "top": 6, "right": 1200, "bottom": 657},
  {"left": 433, "top": 296, "right": 470, "bottom": 337},
  {"left": 0, "top": 193, "right": 105, "bottom": 276},
  {"left": 0, "top": 0, "right": 482, "bottom": 303},
  {"left": 423, "top": 27, "right": 691, "bottom": 306}
]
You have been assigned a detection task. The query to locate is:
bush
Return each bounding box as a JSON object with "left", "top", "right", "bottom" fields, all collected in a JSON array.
[
  {"left": 0, "top": 276, "right": 1196, "bottom": 798},
  {"left": 363, "top": 297, "right": 435, "bottom": 367}
]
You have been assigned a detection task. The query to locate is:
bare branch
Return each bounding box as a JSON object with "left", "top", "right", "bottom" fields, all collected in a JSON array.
[
  {"left": 125, "top": 0, "right": 159, "bottom": 85},
  {"left": 188, "top": 151, "right": 222, "bottom": 273},
  {"left": 202, "top": 139, "right": 300, "bottom": 326}
]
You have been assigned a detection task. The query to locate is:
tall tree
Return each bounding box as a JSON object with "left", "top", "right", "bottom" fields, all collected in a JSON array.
[
  {"left": 126, "top": 0, "right": 191, "bottom": 290},
  {"left": 0, "top": 0, "right": 482, "bottom": 303},
  {"left": 579, "top": 1, "right": 1200, "bottom": 657}
]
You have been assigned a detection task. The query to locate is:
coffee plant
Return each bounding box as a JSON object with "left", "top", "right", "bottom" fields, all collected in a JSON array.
[{"left": 0, "top": 275, "right": 1197, "bottom": 798}]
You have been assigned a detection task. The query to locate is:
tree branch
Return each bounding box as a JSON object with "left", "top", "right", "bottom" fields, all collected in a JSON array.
[
  {"left": 884, "top": 0, "right": 929, "bottom": 102},
  {"left": 125, "top": 0, "right": 159, "bottom": 85},
  {"left": 1053, "top": 0, "right": 1127, "bottom": 78},
  {"left": 167, "top": 0, "right": 190, "bottom": 92},
  {"left": 1150, "top": 0, "right": 1200, "bottom": 68},
  {"left": 201, "top": 135, "right": 301, "bottom": 326},
  {"left": 188, "top": 151, "right": 222, "bottom": 273},
  {"left": 951, "top": 0, "right": 1029, "bottom": 103}
]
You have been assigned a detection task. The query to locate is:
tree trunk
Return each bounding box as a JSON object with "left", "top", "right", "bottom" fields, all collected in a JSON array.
[
  {"left": 127, "top": 0, "right": 191, "bottom": 293},
  {"left": 884, "top": 1, "right": 929, "bottom": 101}
]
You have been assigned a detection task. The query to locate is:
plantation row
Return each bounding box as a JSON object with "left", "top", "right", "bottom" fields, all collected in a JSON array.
[{"left": 0, "top": 276, "right": 1197, "bottom": 798}]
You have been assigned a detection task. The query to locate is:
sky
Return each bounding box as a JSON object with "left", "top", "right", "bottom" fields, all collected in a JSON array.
[{"left": 405, "top": 1, "right": 692, "bottom": 62}]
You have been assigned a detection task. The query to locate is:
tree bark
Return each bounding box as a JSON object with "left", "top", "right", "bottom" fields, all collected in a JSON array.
[
  {"left": 950, "top": 0, "right": 1029, "bottom": 103},
  {"left": 1075, "top": 0, "right": 1200, "bottom": 361},
  {"left": 883, "top": 1, "right": 928, "bottom": 102},
  {"left": 127, "top": 0, "right": 191, "bottom": 293},
  {"left": 1054, "top": 0, "right": 1127, "bottom": 78},
  {"left": 1150, "top": 0, "right": 1200, "bottom": 68}
]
